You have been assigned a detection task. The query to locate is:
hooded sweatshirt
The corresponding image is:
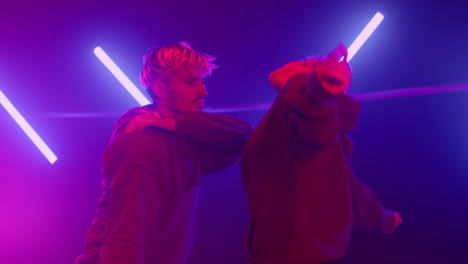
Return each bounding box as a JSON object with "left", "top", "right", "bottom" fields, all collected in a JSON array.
[
  {"left": 241, "top": 64, "right": 390, "bottom": 264},
  {"left": 76, "top": 107, "right": 253, "bottom": 264}
]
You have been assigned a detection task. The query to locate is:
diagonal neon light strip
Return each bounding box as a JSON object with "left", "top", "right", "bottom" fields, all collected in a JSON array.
[
  {"left": 347, "top": 12, "right": 384, "bottom": 62},
  {"left": 94, "top": 46, "right": 151, "bottom": 106},
  {"left": 0, "top": 89, "right": 57, "bottom": 164}
]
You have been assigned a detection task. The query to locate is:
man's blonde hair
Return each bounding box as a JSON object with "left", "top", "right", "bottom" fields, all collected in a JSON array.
[{"left": 140, "top": 42, "right": 217, "bottom": 99}]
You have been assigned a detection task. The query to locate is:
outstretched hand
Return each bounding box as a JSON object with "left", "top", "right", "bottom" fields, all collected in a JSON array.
[
  {"left": 313, "top": 43, "right": 352, "bottom": 94},
  {"left": 123, "top": 109, "right": 176, "bottom": 134},
  {"left": 327, "top": 43, "right": 348, "bottom": 62},
  {"left": 382, "top": 210, "right": 403, "bottom": 234}
]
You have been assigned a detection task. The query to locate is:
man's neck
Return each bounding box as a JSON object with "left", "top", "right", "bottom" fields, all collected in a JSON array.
[{"left": 151, "top": 101, "right": 173, "bottom": 117}]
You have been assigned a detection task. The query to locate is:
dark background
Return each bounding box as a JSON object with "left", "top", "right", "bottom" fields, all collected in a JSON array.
[{"left": 1, "top": 0, "right": 467, "bottom": 263}]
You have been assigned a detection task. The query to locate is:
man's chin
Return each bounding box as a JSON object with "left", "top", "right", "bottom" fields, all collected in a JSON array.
[
  {"left": 192, "top": 104, "right": 204, "bottom": 112},
  {"left": 174, "top": 108, "right": 203, "bottom": 114}
]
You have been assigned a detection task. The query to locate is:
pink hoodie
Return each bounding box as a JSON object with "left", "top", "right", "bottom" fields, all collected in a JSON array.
[
  {"left": 241, "top": 63, "right": 395, "bottom": 264},
  {"left": 76, "top": 107, "right": 253, "bottom": 264}
]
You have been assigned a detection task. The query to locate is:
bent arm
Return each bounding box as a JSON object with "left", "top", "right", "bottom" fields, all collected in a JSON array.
[{"left": 175, "top": 112, "right": 253, "bottom": 151}]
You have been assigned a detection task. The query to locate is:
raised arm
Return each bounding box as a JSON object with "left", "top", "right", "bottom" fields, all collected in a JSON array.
[
  {"left": 119, "top": 109, "right": 252, "bottom": 150},
  {"left": 174, "top": 112, "right": 253, "bottom": 175},
  {"left": 268, "top": 44, "right": 354, "bottom": 146},
  {"left": 284, "top": 73, "right": 341, "bottom": 146},
  {"left": 119, "top": 110, "right": 253, "bottom": 176}
]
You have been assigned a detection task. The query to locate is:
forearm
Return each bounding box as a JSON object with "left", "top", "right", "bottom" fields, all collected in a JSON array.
[
  {"left": 175, "top": 112, "right": 253, "bottom": 150},
  {"left": 350, "top": 175, "right": 386, "bottom": 231}
]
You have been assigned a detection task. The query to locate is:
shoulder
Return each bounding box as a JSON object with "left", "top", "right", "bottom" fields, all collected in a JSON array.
[
  {"left": 111, "top": 105, "right": 154, "bottom": 140},
  {"left": 104, "top": 128, "right": 175, "bottom": 169},
  {"left": 115, "top": 128, "right": 173, "bottom": 154}
]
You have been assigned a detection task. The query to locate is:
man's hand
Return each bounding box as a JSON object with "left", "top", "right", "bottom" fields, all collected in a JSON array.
[
  {"left": 327, "top": 43, "right": 348, "bottom": 62},
  {"left": 382, "top": 210, "right": 403, "bottom": 234},
  {"left": 123, "top": 109, "right": 176, "bottom": 134},
  {"left": 314, "top": 44, "right": 352, "bottom": 95}
]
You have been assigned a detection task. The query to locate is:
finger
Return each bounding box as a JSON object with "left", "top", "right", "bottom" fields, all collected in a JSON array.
[
  {"left": 338, "top": 43, "right": 348, "bottom": 56},
  {"left": 328, "top": 47, "right": 341, "bottom": 61},
  {"left": 395, "top": 212, "right": 403, "bottom": 225}
]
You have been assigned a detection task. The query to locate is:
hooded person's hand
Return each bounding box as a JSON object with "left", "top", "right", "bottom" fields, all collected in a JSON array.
[
  {"left": 314, "top": 43, "right": 352, "bottom": 95},
  {"left": 382, "top": 210, "right": 403, "bottom": 234},
  {"left": 123, "top": 109, "right": 176, "bottom": 134}
]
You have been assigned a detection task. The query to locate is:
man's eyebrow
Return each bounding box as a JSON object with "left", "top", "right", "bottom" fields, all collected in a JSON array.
[{"left": 185, "top": 76, "right": 207, "bottom": 82}]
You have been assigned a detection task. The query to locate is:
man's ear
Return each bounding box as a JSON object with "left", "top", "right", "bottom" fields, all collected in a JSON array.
[{"left": 152, "top": 81, "right": 167, "bottom": 99}]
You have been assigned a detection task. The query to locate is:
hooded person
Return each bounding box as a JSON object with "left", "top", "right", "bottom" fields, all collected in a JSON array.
[{"left": 241, "top": 44, "right": 402, "bottom": 264}]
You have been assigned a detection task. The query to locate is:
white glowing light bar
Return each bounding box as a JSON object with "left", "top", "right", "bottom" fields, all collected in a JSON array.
[
  {"left": 94, "top": 46, "right": 151, "bottom": 106},
  {"left": 0, "top": 90, "right": 57, "bottom": 164},
  {"left": 347, "top": 12, "right": 384, "bottom": 62}
]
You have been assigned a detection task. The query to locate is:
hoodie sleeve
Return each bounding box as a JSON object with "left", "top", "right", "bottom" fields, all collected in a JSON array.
[
  {"left": 349, "top": 173, "right": 386, "bottom": 231},
  {"left": 175, "top": 112, "right": 254, "bottom": 176},
  {"left": 101, "top": 164, "right": 160, "bottom": 264},
  {"left": 175, "top": 112, "right": 253, "bottom": 151},
  {"left": 270, "top": 57, "right": 353, "bottom": 146},
  {"left": 284, "top": 73, "right": 341, "bottom": 146}
]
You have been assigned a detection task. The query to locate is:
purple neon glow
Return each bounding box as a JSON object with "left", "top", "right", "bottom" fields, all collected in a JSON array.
[
  {"left": 347, "top": 12, "right": 384, "bottom": 62},
  {"left": 94, "top": 46, "right": 151, "bottom": 106},
  {"left": 8, "top": 83, "right": 467, "bottom": 117},
  {"left": 204, "top": 83, "right": 468, "bottom": 113},
  {"left": 0, "top": 89, "right": 57, "bottom": 164}
]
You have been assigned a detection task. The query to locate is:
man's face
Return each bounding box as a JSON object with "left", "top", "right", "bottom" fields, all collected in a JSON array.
[{"left": 164, "top": 70, "right": 208, "bottom": 113}]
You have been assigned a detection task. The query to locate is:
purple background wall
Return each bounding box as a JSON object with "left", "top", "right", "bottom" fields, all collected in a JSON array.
[{"left": 1, "top": 0, "right": 467, "bottom": 263}]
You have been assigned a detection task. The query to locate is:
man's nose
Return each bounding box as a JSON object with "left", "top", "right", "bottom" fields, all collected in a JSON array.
[{"left": 198, "top": 83, "right": 208, "bottom": 96}]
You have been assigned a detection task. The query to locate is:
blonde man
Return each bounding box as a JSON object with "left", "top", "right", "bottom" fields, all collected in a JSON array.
[{"left": 76, "top": 42, "right": 253, "bottom": 264}]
